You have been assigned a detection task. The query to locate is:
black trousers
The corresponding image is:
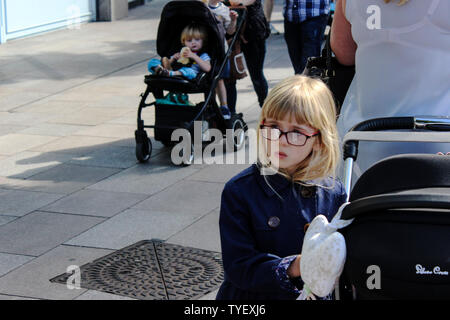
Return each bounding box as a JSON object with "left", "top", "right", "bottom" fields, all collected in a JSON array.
[
  {"left": 284, "top": 15, "right": 328, "bottom": 74},
  {"left": 225, "top": 37, "right": 268, "bottom": 113}
]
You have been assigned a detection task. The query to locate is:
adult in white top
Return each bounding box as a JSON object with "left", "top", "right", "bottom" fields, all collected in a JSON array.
[{"left": 331, "top": 0, "right": 450, "bottom": 179}]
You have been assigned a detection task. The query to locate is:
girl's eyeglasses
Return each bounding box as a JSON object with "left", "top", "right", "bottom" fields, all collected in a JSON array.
[{"left": 259, "top": 124, "right": 319, "bottom": 146}]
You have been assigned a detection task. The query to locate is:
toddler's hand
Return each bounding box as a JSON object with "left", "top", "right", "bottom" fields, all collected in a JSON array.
[
  {"left": 177, "top": 47, "right": 191, "bottom": 64},
  {"left": 172, "top": 52, "right": 181, "bottom": 60},
  {"left": 230, "top": 10, "right": 238, "bottom": 21},
  {"left": 185, "top": 48, "right": 197, "bottom": 59},
  {"left": 182, "top": 47, "right": 192, "bottom": 57}
]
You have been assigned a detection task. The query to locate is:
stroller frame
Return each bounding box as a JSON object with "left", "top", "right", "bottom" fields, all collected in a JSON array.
[
  {"left": 336, "top": 115, "right": 450, "bottom": 300},
  {"left": 135, "top": 0, "right": 248, "bottom": 164}
]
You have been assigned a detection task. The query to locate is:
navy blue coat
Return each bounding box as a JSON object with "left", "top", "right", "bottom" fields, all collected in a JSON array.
[{"left": 216, "top": 164, "right": 347, "bottom": 300}]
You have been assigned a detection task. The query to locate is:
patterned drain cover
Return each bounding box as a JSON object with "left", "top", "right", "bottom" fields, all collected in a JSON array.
[{"left": 50, "top": 240, "right": 224, "bottom": 300}]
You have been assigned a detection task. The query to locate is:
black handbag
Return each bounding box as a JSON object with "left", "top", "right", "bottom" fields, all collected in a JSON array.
[{"left": 303, "top": 33, "right": 355, "bottom": 115}]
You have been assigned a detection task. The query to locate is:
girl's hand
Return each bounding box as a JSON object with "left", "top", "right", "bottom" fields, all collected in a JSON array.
[{"left": 287, "top": 255, "right": 301, "bottom": 278}]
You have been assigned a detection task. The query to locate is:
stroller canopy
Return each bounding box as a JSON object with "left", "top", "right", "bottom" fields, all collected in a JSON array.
[{"left": 156, "top": 0, "right": 225, "bottom": 70}]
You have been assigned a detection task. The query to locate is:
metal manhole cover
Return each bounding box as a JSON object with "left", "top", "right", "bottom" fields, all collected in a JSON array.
[{"left": 50, "top": 240, "right": 224, "bottom": 300}]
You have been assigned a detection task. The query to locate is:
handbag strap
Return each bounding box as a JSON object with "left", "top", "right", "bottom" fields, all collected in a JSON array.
[{"left": 324, "top": 13, "right": 334, "bottom": 76}]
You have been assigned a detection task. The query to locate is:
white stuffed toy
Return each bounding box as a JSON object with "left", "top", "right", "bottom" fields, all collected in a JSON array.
[{"left": 298, "top": 202, "right": 353, "bottom": 300}]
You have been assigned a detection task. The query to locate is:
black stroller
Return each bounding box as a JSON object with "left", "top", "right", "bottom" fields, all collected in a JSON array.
[
  {"left": 135, "top": 0, "right": 247, "bottom": 164},
  {"left": 337, "top": 116, "right": 450, "bottom": 300}
]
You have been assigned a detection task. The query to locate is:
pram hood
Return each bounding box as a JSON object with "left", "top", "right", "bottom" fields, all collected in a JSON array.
[
  {"left": 349, "top": 153, "right": 450, "bottom": 201},
  {"left": 156, "top": 0, "right": 225, "bottom": 74}
]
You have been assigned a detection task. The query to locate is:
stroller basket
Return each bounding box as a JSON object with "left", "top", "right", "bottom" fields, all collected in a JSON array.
[
  {"left": 338, "top": 116, "right": 450, "bottom": 300},
  {"left": 154, "top": 102, "right": 210, "bottom": 143}
]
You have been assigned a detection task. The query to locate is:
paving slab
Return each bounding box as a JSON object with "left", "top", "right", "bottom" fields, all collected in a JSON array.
[
  {"left": 74, "top": 290, "right": 137, "bottom": 300},
  {"left": 0, "top": 111, "right": 55, "bottom": 127},
  {"left": 87, "top": 153, "right": 202, "bottom": 195},
  {"left": 0, "top": 215, "right": 17, "bottom": 227},
  {"left": 0, "top": 188, "right": 64, "bottom": 217},
  {"left": 132, "top": 180, "right": 223, "bottom": 215},
  {"left": 14, "top": 163, "right": 120, "bottom": 194},
  {"left": 0, "top": 253, "right": 35, "bottom": 277},
  {"left": 106, "top": 109, "right": 141, "bottom": 126},
  {"left": 0, "top": 211, "right": 105, "bottom": 256},
  {"left": 0, "top": 92, "right": 54, "bottom": 112},
  {"left": 0, "top": 294, "right": 38, "bottom": 300},
  {"left": 30, "top": 135, "right": 121, "bottom": 156},
  {"left": 12, "top": 99, "right": 88, "bottom": 115},
  {"left": 0, "top": 245, "right": 113, "bottom": 300},
  {"left": 42, "top": 189, "right": 148, "bottom": 218},
  {"left": 0, "top": 124, "right": 29, "bottom": 136},
  {"left": 65, "top": 207, "right": 209, "bottom": 250},
  {"left": 67, "top": 145, "right": 138, "bottom": 169},
  {"left": 0, "top": 133, "right": 59, "bottom": 156},
  {"left": 108, "top": 137, "right": 167, "bottom": 154},
  {"left": 74, "top": 123, "right": 136, "bottom": 139},
  {"left": 47, "top": 106, "right": 130, "bottom": 126},
  {"left": 186, "top": 163, "right": 250, "bottom": 183},
  {"left": 0, "top": 176, "right": 55, "bottom": 192},
  {"left": 167, "top": 209, "right": 221, "bottom": 253},
  {"left": 18, "top": 123, "right": 89, "bottom": 137},
  {"left": 0, "top": 151, "right": 74, "bottom": 179},
  {"left": 83, "top": 94, "right": 140, "bottom": 109}
]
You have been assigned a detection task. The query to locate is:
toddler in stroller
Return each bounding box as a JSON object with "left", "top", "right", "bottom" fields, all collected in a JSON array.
[
  {"left": 135, "top": 0, "right": 248, "bottom": 164},
  {"left": 147, "top": 24, "right": 212, "bottom": 80}
]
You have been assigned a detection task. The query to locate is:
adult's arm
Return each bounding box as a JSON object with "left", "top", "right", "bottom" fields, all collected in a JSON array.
[{"left": 330, "top": 0, "right": 357, "bottom": 66}]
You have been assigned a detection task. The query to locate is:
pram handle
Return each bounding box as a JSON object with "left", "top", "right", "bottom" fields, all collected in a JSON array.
[
  {"left": 344, "top": 116, "right": 450, "bottom": 160},
  {"left": 342, "top": 116, "right": 450, "bottom": 199}
]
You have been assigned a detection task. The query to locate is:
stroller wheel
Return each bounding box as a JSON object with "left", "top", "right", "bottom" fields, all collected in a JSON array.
[
  {"left": 136, "top": 138, "right": 152, "bottom": 163},
  {"left": 227, "top": 114, "right": 246, "bottom": 151}
]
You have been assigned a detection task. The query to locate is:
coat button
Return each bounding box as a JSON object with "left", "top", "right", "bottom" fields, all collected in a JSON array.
[
  {"left": 301, "top": 186, "right": 315, "bottom": 198},
  {"left": 268, "top": 216, "right": 280, "bottom": 228}
]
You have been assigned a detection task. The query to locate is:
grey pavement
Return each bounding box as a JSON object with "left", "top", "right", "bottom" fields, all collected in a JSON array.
[{"left": 0, "top": 0, "right": 293, "bottom": 300}]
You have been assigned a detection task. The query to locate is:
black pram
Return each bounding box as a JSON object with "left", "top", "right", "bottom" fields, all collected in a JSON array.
[{"left": 337, "top": 116, "right": 450, "bottom": 300}]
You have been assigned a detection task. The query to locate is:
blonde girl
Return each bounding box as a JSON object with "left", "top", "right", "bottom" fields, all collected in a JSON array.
[{"left": 216, "top": 75, "right": 347, "bottom": 300}]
